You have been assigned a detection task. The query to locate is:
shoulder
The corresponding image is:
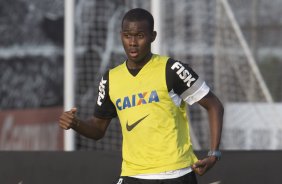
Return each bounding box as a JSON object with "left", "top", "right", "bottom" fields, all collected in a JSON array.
[
  {"left": 166, "top": 58, "right": 199, "bottom": 88},
  {"left": 109, "top": 61, "right": 126, "bottom": 74},
  {"left": 166, "top": 57, "right": 193, "bottom": 70},
  {"left": 151, "top": 54, "right": 170, "bottom": 64}
]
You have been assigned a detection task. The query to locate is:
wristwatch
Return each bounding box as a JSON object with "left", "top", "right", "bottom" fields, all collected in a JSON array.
[{"left": 208, "top": 150, "right": 222, "bottom": 161}]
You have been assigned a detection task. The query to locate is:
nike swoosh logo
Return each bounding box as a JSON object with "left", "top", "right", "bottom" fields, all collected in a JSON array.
[{"left": 126, "top": 114, "right": 149, "bottom": 131}]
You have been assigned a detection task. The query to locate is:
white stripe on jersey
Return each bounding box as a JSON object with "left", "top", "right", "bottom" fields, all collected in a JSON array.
[{"left": 181, "top": 81, "right": 210, "bottom": 105}]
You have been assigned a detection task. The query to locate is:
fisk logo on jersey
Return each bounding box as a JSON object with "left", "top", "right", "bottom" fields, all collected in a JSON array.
[
  {"left": 171, "top": 62, "right": 196, "bottom": 87},
  {"left": 97, "top": 77, "right": 107, "bottom": 106},
  {"left": 116, "top": 90, "right": 159, "bottom": 111}
]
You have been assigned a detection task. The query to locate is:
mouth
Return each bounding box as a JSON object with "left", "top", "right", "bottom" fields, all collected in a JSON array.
[{"left": 129, "top": 49, "right": 139, "bottom": 58}]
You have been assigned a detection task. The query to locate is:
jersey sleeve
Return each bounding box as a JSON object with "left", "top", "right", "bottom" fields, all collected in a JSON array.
[
  {"left": 166, "top": 58, "right": 210, "bottom": 105},
  {"left": 94, "top": 71, "right": 117, "bottom": 119}
]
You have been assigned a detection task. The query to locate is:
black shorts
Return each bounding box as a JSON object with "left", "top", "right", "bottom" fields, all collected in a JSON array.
[{"left": 115, "top": 172, "right": 198, "bottom": 184}]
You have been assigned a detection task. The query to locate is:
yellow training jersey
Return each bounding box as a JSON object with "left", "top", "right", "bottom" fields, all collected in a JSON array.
[{"left": 108, "top": 54, "right": 198, "bottom": 176}]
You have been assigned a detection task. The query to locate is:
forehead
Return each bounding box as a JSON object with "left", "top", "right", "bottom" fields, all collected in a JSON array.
[{"left": 121, "top": 20, "right": 151, "bottom": 32}]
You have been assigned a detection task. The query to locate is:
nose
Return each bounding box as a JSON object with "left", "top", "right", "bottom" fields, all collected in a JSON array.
[{"left": 129, "top": 36, "right": 137, "bottom": 46}]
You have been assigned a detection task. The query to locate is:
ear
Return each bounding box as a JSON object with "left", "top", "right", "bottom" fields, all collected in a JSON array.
[{"left": 151, "top": 31, "right": 157, "bottom": 42}]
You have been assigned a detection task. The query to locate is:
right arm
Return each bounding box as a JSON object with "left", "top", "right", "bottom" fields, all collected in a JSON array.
[
  {"left": 59, "top": 108, "right": 111, "bottom": 140},
  {"left": 59, "top": 71, "right": 117, "bottom": 140}
]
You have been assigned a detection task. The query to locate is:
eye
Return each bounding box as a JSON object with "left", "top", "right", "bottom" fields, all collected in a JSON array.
[
  {"left": 137, "top": 34, "right": 144, "bottom": 38},
  {"left": 123, "top": 33, "right": 130, "bottom": 38}
]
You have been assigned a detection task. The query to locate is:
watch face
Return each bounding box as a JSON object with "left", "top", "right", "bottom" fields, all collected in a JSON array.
[{"left": 208, "top": 150, "right": 221, "bottom": 160}]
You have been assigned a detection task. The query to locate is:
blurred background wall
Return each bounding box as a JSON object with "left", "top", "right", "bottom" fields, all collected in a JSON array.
[
  {"left": 0, "top": 0, "right": 64, "bottom": 150},
  {"left": 0, "top": 150, "right": 281, "bottom": 184}
]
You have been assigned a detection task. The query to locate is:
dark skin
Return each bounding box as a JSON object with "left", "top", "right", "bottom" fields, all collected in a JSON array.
[
  {"left": 120, "top": 19, "right": 156, "bottom": 69},
  {"left": 59, "top": 19, "right": 224, "bottom": 176}
]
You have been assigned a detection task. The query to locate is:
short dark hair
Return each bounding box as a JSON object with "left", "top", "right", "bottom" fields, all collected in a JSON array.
[{"left": 121, "top": 8, "right": 154, "bottom": 32}]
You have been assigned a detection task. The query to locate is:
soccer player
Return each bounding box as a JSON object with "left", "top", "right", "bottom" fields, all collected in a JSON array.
[{"left": 59, "top": 8, "right": 224, "bottom": 184}]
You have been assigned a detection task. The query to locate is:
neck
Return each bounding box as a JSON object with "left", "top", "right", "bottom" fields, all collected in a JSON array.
[{"left": 126, "top": 52, "right": 153, "bottom": 69}]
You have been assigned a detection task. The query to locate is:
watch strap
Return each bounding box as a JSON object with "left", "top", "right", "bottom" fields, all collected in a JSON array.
[{"left": 207, "top": 150, "right": 222, "bottom": 160}]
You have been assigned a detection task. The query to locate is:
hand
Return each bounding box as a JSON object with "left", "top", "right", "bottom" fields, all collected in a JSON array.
[
  {"left": 192, "top": 156, "right": 217, "bottom": 176},
  {"left": 59, "top": 108, "right": 79, "bottom": 130}
]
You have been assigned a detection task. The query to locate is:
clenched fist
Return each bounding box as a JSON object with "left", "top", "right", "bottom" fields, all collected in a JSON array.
[{"left": 59, "top": 108, "right": 80, "bottom": 130}]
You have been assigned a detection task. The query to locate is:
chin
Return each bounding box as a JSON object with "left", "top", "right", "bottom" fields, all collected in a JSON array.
[{"left": 127, "top": 55, "right": 140, "bottom": 62}]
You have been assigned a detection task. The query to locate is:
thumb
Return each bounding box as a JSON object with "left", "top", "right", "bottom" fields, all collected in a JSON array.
[
  {"left": 192, "top": 160, "right": 204, "bottom": 169},
  {"left": 70, "top": 107, "right": 77, "bottom": 114}
]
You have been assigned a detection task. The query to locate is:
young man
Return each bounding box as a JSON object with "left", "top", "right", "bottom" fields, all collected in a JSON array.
[{"left": 59, "top": 8, "right": 224, "bottom": 184}]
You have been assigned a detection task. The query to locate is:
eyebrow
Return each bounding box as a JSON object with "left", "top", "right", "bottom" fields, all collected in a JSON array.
[{"left": 121, "top": 29, "right": 146, "bottom": 33}]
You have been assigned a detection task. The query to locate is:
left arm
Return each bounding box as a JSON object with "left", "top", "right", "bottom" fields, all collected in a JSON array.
[
  {"left": 166, "top": 59, "right": 224, "bottom": 175},
  {"left": 192, "top": 91, "right": 224, "bottom": 175},
  {"left": 198, "top": 91, "right": 224, "bottom": 151}
]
